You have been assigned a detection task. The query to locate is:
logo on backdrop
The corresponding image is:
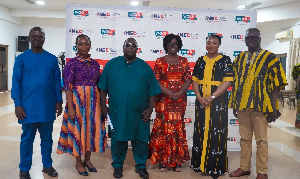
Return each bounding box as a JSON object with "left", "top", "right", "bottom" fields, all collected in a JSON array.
[
  {"left": 150, "top": 50, "right": 164, "bottom": 54},
  {"left": 187, "top": 90, "right": 196, "bottom": 96},
  {"left": 101, "top": 29, "right": 116, "bottom": 38},
  {"left": 96, "top": 12, "right": 121, "bottom": 18},
  {"left": 74, "top": 10, "right": 89, "bottom": 18},
  {"left": 230, "top": 35, "right": 244, "bottom": 41},
  {"left": 124, "top": 31, "right": 146, "bottom": 37},
  {"left": 235, "top": 16, "right": 250, "bottom": 25},
  {"left": 69, "top": 29, "right": 91, "bottom": 35},
  {"left": 151, "top": 14, "right": 173, "bottom": 20},
  {"left": 181, "top": 49, "right": 196, "bottom": 57},
  {"left": 154, "top": 31, "right": 169, "bottom": 39},
  {"left": 205, "top": 16, "right": 227, "bottom": 22},
  {"left": 128, "top": 12, "right": 143, "bottom": 21},
  {"left": 227, "top": 137, "right": 238, "bottom": 142},
  {"left": 96, "top": 48, "right": 118, "bottom": 55},
  {"left": 182, "top": 14, "right": 197, "bottom": 23},
  {"left": 137, "top": 48, "right": 142, "bottom": 55},
  {"left": 184, "top": 118, "right": 193, "bottom": 126},
  {"left": 177, "top": 32, "right": 199, "bottom": 39},
  {"left": 229, "top": 119, "right": 239, "bottom": 126},
  {"left": 208, "top": 33, "right": 223, "bottom": 38},
  {"left": 233, "top": 51, "right": 242, "bottom": 57},
  {"left": 188, "top": 101, "right": 195, "bottom": 106}
]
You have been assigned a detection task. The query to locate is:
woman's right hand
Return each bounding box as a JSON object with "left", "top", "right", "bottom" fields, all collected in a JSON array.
[
  {"left": 68, "top": 107, "right": 76, "bottom": 119},
  {"left": 198, "top": 97, "right": 208, "bottom": 108}
]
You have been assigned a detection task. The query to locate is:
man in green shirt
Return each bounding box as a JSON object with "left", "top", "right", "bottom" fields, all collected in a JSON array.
[{"left": 98, "top": 38, "right": 161, "bottom": 179}]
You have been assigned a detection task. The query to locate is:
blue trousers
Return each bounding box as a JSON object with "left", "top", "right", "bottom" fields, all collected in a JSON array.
[
  {"left": 111, "top": 133, "right": 148, "bottom": 169},
  {"left": 19, "top": 121, "right": 54, "bottom": 171}
]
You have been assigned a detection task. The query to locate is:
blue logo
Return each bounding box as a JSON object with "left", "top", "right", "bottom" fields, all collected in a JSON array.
[
  {"left": 233, "top": 51, "right": 242, "bottom": 57},
  {"left": 128, "top": 12, "right": 143, "bottom": 18},
  {"left": 155, "top": 31, "right": 168, "bottom": 37},
  {"left": 181, "top": 49, "right": 195, "bottom": 56},
  {"left": 74, "top": 10, "right": 89, "bottom": 17},
  {"left": 235, "top": 16, "right": 250, "bottom": 24},
  {"left": 101, "top": 29, "right": 115, "bottom": 36},
  {"left": 182, "top": 14, "right": 197, "bottom": 21}
]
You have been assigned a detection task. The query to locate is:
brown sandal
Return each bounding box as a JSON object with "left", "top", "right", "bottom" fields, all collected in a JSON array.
[{"left": 229, "top": 168, "right": 251, "bottom": 177}]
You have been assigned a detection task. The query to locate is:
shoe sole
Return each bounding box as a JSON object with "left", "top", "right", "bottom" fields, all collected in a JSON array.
[
  {"left": 113, "top": 173, "right": 123, "bottom": 178},
  {"left": 42, "top": 170, "right": 58, "bottom": 177},
  {"left": 135, "top": 169, "right": 149, "bottom": 179}
]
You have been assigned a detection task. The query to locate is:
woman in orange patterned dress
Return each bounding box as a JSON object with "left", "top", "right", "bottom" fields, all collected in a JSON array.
[
  {"left": 149, "top": 34, "right": 191, "bottom": 172},
  {"left": 56, "top": 35, "right": 107, "bottom": 176}
]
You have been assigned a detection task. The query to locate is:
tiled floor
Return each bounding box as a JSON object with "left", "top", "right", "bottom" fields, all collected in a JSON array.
[{"left": 1, "top": 91, "right": 300, "bottom": 179}]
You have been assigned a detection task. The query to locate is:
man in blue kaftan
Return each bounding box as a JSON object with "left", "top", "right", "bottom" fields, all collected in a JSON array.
[{"left": 11, "top": 27, "right": 62, "bottom": 179}]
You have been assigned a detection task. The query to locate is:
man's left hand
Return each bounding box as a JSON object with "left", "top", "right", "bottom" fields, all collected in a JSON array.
[
  {"left": 267, "top": 111, "right": 277, "bottom": 123},
  {"left": 142, "top": 107, "right": 153, "bottom": 122},
  {"left": 55, "top": 102, "right": 63, "bottom": 117}
]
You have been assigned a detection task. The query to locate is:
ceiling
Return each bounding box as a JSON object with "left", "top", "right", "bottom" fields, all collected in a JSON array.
[{"left": 0, "top": 0, "right": 299, "bottom": 11}]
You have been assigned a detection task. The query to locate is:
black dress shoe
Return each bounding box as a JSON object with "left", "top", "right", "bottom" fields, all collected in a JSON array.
[
  {"left": 75, "top": 165, "right": 88, "bottom": 176},
  {"left": 83, "top": 161, "right": 97, "bottom": 172},
  {"left": 211, "top": 173, "right": 220, "bottom": 179},
  {"left": 135, "top": 168, "right": 149, "bottom": 179},
  {"left": 42, "top": 167, "right": 58, "bottom": 177},
  {"left": 113, "top": 167, "right": 123, "bottom": 178},
  {"left": 19, "top": 171, "right": 31, "bottom": 179}
]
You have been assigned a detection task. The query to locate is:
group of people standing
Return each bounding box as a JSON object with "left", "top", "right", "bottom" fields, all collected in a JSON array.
[{"left": 12, "top": 26, "right": 286, "bottom": 179}]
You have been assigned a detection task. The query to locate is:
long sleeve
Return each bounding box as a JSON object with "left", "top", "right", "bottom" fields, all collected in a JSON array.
[
  {"left": 11, "top": 56, "right": 23, "bottom": 106},
  {"left": 54, "top": 59, "right": 62, "bottom": 102}
]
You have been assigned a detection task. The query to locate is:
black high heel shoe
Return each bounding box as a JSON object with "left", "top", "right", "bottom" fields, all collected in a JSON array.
[
  {"left": 75, "top": 165, "right": 88, "bottom": 176},
  {"left": 83, "top": 161, "right": 97, "bottom": 172}
]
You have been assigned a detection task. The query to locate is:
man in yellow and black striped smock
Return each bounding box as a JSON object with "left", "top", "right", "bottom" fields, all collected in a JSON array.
[{"left": 229, "top": 28, "right": 287, "bottom": 179}]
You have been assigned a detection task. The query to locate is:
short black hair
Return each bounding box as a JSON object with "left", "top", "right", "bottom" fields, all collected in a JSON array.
[
  {"left": 206, "top": 34, "right": 221, "bottom": 44},
  {"left": 246, "top": 28, "right": 261, "bottom": 36},
  {"left": 75, "top": 34, "right": 91, "bottom": 47},
  {"left": 163, "top": 33, "right": 183, "bottom": 53},
  {"left": 29, "top": 27, "right": 45, "bottom": 36}
]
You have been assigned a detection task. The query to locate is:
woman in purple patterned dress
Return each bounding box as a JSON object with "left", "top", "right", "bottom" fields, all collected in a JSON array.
[{"left": 57, "top": 34, "right": 107, "bottom": 176}]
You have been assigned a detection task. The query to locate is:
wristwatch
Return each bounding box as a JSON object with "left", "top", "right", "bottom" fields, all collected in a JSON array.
[{"left": 211, "top": 95, "right": 215, "bottom": 99}]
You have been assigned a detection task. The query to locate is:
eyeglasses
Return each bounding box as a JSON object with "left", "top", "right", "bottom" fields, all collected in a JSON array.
[
  {"left": 245, "top": 36, "right": 260, "bottom": 41},
  {"left": 124, "top": 43, "right": 138, "bottom": 48},
  {"left": 168, "top": 42, "right": 178, "bottom": 47}
]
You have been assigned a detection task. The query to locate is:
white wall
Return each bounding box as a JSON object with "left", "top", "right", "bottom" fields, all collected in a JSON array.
[
  {"left": 21, "top": 17, "right": 66, "bottom": 57},
  {"left": 0, "top": 5, "right": 66, "bottom": 90},
  {"left": 258, "top": 18, "right": 300, "bottom": 89},
  {"left": 0, "top": 5, "right": 22, "bottom": 90}
]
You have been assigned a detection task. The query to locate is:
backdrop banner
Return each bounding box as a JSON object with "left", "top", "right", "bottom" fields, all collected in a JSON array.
[{"left": 65, "top": 3, "right": 257, "bottom": 151}]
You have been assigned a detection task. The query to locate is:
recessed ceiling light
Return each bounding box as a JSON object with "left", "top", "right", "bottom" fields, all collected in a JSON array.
[
  {"left": 131, "top": 1, "right": 139, "bottom": 6},
  {"left": 36, "top": 1, "right": 45, "bottom": 5},
  {"left": 238, "top": 5, "right": 245, "bottom": 9}
]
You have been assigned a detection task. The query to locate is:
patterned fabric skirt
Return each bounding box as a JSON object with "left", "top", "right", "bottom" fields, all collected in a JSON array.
[
  {"left": 149, "top": 111, "right": 190, "bottom": 167},
  {"left": 191, "top": 101, "right": 228, "bottom": 175},
  {"left": 57, "top": 86, "right": 107, "bottom": 157}
]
